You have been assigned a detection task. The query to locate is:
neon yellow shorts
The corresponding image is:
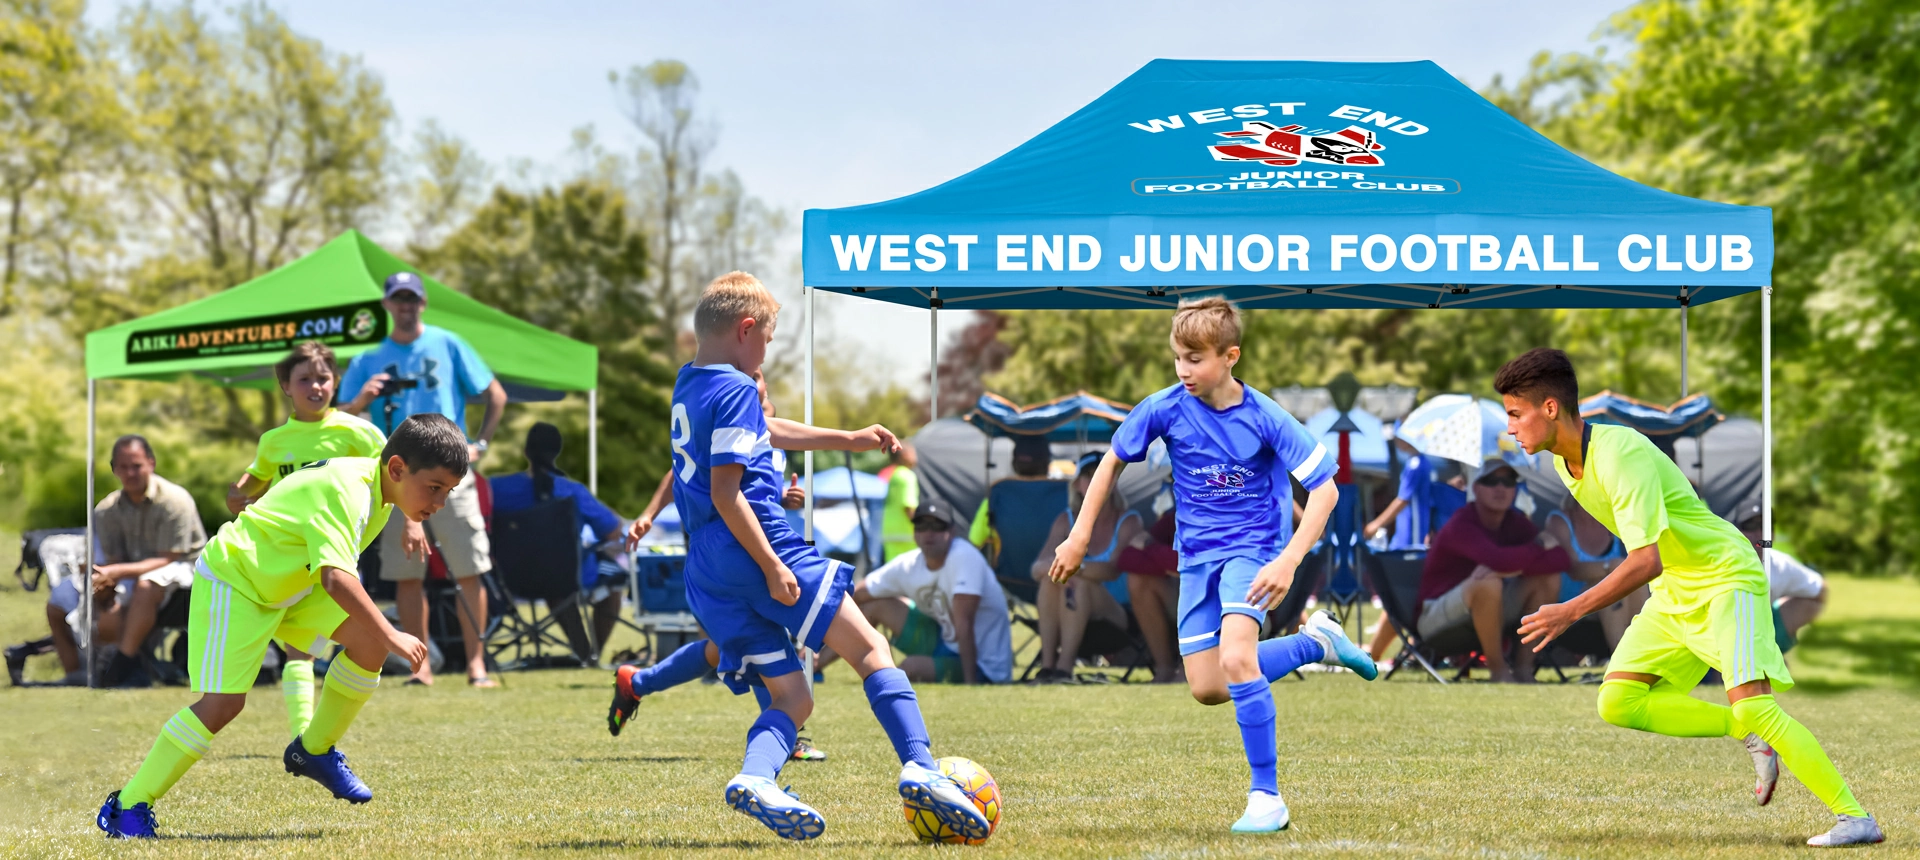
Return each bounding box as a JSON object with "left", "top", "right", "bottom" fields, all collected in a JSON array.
[
  {"left": 188, "top": 573, "right": 348, "bottom": 694},
  {"left": 1608, "top": 587, "right": 1793, "bottom": 693}
]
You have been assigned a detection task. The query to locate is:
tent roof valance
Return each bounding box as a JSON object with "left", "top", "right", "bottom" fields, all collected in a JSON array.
[
  {"left": 802, "top": 59, "right": 1772, "bottom": 310},
  {"left": 84, "top": 231, "right": 597, "bottom": 394}
]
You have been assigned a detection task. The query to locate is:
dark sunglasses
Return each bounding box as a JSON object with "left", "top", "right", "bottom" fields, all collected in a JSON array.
[{"left": 1476, "top": 473, "right": 1518, "bottom": 488}]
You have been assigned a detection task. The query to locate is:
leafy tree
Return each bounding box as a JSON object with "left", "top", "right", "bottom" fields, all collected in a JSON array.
[
  {"left": 417, "top": 179, "right": 672, "bottom": 514},
  {"left": 612, "top": 60, "right": 711, "bottom": 351}
]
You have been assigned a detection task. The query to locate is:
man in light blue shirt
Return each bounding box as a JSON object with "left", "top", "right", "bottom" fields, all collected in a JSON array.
[{"left": 340, "top": 271, "right": 507, "bottom": 686}]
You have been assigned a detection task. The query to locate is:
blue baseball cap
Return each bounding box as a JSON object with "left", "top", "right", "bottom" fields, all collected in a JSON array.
[{"left": 383, "top": 271, "right": 426, "bottom": 299}]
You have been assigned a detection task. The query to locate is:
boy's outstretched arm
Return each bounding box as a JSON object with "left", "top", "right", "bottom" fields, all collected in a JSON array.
[
  {"left": 1520, "top": 543, "right": 1662, "bottom": 651},
  {"left": 1047, "top": 451, "right": 1127, "bottom": 583},
  {"left": 625, "top": 471, "right": 676, "bottom": 550},
  {"left": 710, "top": 463, "right": 799, "bottom": 605},
  {"left": 319, "top": 565, "right": 427, "bottom": 672},
  {"left": 1247, "top": 481, "right": 1338, "bottom": 610},
  {"left": 767, "top": 417, "right": 899, "bottom": 454}
]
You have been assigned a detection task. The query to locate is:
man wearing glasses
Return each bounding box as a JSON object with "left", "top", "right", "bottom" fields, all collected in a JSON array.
[
  {"left": 340, "top": 272, "right": 508, "bottom": 687},
  {"left": 1413, "top": 456, "right": 1569, "bottom": 683}
]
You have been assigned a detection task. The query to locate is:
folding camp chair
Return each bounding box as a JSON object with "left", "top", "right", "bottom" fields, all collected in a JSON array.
[
  {"left": 980, "top": 477, "right": 1069, "bottom": 657},
  {"left": 1362, "top": 550, "right": 1480, "bottom": 684},
  {"left": 488, "top": 496, "right": 596, "bottom": 669}
]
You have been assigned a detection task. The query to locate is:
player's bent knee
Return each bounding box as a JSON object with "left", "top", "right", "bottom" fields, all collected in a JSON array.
[{"left": 1596, "top": 679, "right": 1650, "bottom": 730}]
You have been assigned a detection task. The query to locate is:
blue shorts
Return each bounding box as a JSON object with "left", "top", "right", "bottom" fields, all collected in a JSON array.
[
  {"left": 1176, "top": 556, "right": 1267, "bottom": 656},
  {"left": 685, "top": 526, "right": 851, "bottom": 695}
]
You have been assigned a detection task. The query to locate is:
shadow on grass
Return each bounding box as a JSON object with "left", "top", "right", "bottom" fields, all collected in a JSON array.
[
  {"left": 224, "top": 754, "right": 276, "bottom": 760},
  {"left": 163, "top": 829, "right": 323, "bottom": 842},
  {"left": 530, "top": 836, "right": 901, "bottom": 851},
  {"left": 571, "top": 755, "right": 696, "bottom": 763},
  {"left": 1790, "top": 618, "right": 1920, "bottom": 694}
]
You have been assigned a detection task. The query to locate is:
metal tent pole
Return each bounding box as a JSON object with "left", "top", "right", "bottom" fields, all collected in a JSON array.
[
  {"left": 930, "top": 289, "right": 940, "bottom": 422},
  {"left": 1762, "top": 286, "right": 1773, "bottom": 549},
  {"left": 804, "top": 285, "right": 815, "bottom": 543},
  {"left": 588, "top": 388, "right": 598, "bottom": 495},
  {"left": 1679, "top": 300, "right": 1689, "bottom": 397},
  {"left": 85, "top": 379, "right": 95, "bottom": 690}
]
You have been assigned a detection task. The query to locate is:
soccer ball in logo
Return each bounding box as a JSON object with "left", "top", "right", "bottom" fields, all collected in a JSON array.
[
  {"left": 903, "top": 757, "right": 1000, "bottom": 844},
  {"left": 349, "top": 308, "right": 377, "bottom": 340}
]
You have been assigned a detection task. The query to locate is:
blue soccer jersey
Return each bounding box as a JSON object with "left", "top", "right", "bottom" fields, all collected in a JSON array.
[
  {"left": 668, "top": 363, "right": 797, "bottom": 546},
  {"left": 1111, "top": 382, "right": 1336, "bottom": 564}
]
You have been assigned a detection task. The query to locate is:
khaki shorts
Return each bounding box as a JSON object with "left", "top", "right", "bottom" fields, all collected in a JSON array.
[
  {"left": 379, "top": 470, "right": 491, "bottom": 581},
  {"left": 1416, "top": 574, "right": 1539, "bottom": 640}
]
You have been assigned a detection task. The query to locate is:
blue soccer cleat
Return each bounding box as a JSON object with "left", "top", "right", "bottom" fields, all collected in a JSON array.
[
  {"left": 899, "top": 762, "right": 991, "bottom": 841},
  {"left": 1303, "top": 610, "right": 1379, "bottom": 681},
  {"left": 96, "top": 790, "right": 158, "bottom": 839},
  {"left": 1230, "top": 790, "right": 1290, "bottom": 833},
  {"left": 284, "top": 737, "right": 373, "bottom": 803},
  {"left": 725, "top": 774, "right": 826, "bottom": 840}
]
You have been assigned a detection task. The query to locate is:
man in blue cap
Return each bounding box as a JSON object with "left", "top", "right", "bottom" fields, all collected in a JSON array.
[{"left": 340, "top": 271, "right": 507, "bottom": 686}]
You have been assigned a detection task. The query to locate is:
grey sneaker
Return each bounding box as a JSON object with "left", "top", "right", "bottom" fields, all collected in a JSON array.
[
  {"left": 1807, "top": 814, "right": 1884, "bottom": 847},
  {"left": 1742, "top": 733, "right": 1779, "bottom": 806}
]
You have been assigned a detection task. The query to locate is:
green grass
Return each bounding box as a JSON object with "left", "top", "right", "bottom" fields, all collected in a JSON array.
[{"left": 1, "top": 537, "right": 1916, "bottom": 858}]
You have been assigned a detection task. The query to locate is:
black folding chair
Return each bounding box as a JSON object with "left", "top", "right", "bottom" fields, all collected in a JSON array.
[
  {"left": 489, "top": 496, "right": 596, "bottom": 669},
  {"left": 1363, "top": 550, "right": 1481, "bottom": 684}
]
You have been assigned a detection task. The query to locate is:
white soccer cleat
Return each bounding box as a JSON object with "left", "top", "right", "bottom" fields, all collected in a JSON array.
[
  {"left": 1302, "top": 611, "right": 1379, "bottom": 680},
  {"left": 724, "top": 774, "right": 825, "bottom": 841},
  {"left": 1230, "top": 790, "right": 1290, "bottom": 833},
  {"left": 1742, "top": 733, "right": 1779, "bottom": 806},
  {"left": 1807, "top": 814, "right": 1884, "bottom": 847},
  {"left": 898, "top": 762, "right": 991, "bottom": 841}
]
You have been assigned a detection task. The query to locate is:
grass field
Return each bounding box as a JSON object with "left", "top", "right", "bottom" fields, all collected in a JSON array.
[{"left": 3, "top": 536, "right": 1917, "bottom": 858}]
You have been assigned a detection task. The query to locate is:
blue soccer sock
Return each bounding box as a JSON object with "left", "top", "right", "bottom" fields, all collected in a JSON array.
[
  {"left": 863, "top": 667, "right": 935, "bottom": 768},
  {"left": 751, "top": 682, "right": 773, "bottom": 712},
  {"left": 633, "top": 639, "right": 711, "bottom": 696},
  {"left": 1257, "top": 634, "right": 1325, "bottom": 682},
  {"left": 742, "top": 708, "right": 797, "bottom": 780},
  {"left": 1229, "top": 679, "right": 1279, "bottom": 795}
]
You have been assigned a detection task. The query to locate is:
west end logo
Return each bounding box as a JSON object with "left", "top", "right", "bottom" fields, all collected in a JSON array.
[{"left": 1127, "top": 102, "right": 1455, "bottom": 196}]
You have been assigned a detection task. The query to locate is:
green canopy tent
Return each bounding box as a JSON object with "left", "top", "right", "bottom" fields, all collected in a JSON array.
[{"left": 78, "top": 231, "right": 599, "bottom": 684}]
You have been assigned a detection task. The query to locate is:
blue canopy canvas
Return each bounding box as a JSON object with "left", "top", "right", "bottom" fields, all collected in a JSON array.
[
  {"left": 803, "top": 59, "right": 1771, "bottom": 310},
  {"left": 962, "top": 392, "right": 1133, "bottom": 442}
]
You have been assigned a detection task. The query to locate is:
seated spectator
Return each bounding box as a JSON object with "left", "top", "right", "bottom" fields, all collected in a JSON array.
[
  {"left": 1415, "top": 457, "right": 1569, "bottom": 682},
  {"left": 490, "top": 422, "right": 623, "bottom": 663},
  {"left": 1541, "top": 498, "right": 1648, "bottom": 650},
  {"left": 1736, "top": 504, "right": 1826, "bottom": 647},
  {"left": 47, "top": 435, "right": 205, "bottom": 687},
  {"left": 1028, "top": 453, "right": 1144, "bottom": 683},
  {"left": 852, "top": 498, "right": 1014, "bottom": 684},
  {"left": 1118, "top": 506, "right": 1180, "bottom": 683}
]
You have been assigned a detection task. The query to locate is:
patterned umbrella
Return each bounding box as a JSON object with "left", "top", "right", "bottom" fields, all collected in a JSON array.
[{"left": 1396, "top": 394, "right": 1544, "bottom": 474}]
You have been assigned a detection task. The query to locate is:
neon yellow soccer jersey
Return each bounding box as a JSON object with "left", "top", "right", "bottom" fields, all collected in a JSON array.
[
  {"left": 200, "top": 457, "right": 394, "bottom": 607},
  {"left": 245, "top": 409, "right": 385, "bottom": 489},
  {"left": 1553, "top": 423, "right": 1766, "bottom": 613}
]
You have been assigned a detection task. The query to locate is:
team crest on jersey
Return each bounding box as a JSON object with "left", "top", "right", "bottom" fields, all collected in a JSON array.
[
  {"left": 1208, "top": 122, "right": 1385, "bottom": 167},
  {"left": 1205, "top": 471, "right": 1245, "bottom": 490}
]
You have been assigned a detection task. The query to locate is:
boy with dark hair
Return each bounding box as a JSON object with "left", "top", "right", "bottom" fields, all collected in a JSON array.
[
  {"left": 1050, "top": 296, "right": 1378, "bottom": 834},
  {"left": 96, "top": 414, "right": 468, "bottom": 839},
  {"left": 666, "top": 271, "right": 988, "bottom": 841},
  {"left": 1502, "top": 347, "right": 1881, "bottom": 848},
  {"left": 227, "top": 341, "right": 387, "bottom": 738}
]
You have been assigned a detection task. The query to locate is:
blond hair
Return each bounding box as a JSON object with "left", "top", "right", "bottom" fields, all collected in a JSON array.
[
  {"left": 1171, "top": 296, "right": 1242, "bottom": 353},
  {"left": 694, "top": 271, "right": 780, "bottom": 339}
]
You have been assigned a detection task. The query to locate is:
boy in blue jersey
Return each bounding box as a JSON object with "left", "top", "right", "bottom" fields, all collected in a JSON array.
[
  {"left": 1049, "top": 296, "right": 1378, "bottom": 834},
  {"left": 669, "top": 272, "right": 990, "bottom": 842}
]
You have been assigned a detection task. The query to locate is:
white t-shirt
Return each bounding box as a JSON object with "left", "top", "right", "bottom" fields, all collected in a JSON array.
[
  {"left": 1764, "top": 548, "right": 1825, "bottom": 603},
  {"left": 864, "top": 537, "right": 1014, "bottom": 683}
]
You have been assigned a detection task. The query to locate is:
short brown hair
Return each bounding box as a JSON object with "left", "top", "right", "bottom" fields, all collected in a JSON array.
[
  {"left": 380, "top": 413, "right": 471, "bottom": 479},
  {"left": 1171, "top": 296, "right": 1242, "bottom": 353},
  {"left": 694, "top": 272, "right": 780, "bottom": 340},
  {"left": 1493, "top": 347, "right": 1580, "bottom": 413},
  {"left": 275, "top": 341, "right": 338, "bottom": 388}
]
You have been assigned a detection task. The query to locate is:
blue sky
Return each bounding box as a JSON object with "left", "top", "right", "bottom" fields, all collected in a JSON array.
[{"left": 96, "top": 1, "right": 1630, "bottom": 389}]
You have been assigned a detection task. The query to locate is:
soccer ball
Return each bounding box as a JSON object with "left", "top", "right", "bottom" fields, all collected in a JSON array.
[{"left": 903, "top": 756, "right": 1000, "bottom": 845}]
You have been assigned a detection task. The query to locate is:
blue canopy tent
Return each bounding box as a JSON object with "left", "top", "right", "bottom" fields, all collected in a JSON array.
[
  {"left": 1580, "top": 391, "right": 1723, "bottom": 453},
  {"left": 964, "top": 391, "right": 1132, "bottom": 443},
  {"left": 794, "top": 58, "right": 1778, "bottom": 554},
  {"left": 1303, "top": 406, "right": 1389, "bottom": 475}
]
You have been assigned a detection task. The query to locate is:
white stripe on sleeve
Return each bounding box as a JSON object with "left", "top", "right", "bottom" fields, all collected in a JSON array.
[
  {"left": 711, "top": 427, "right": 758, "bottom": 457},
  {"left": 1291, "top": 444, "right": 1329, "bottom": 482}
]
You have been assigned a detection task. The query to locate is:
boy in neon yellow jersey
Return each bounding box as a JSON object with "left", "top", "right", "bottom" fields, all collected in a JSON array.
[
  {"left": 1501, "top": 348, "right": 1881, "bottom": 849},
  {"left": 97, "top": 414, "right": 466, "bottom": 839},
  {"left": 227, "top": 341, "right": 387, "bottom": 740}
]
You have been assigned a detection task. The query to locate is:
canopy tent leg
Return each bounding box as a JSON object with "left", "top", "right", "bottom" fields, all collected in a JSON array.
[
  {"left": 588, "top": 388, "right": 598, "bottom": 496},
  {"left": 85, "top": 379, "right": 95, "bottom": 690},
  {"left": 1762, "top": 285, "right": 1772, "bottom": 549},
  {"left": 930, "top": 289, "right": 939, "bottom": 422},
  {"left": 1679, "top": 302, "right": 1689, "bottom": 397},
  {"left": 804, "top": 284, "right": 815, "bottom": 543}
]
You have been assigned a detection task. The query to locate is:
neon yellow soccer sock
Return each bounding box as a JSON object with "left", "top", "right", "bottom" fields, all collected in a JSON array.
[
  {"left": 1732, "top": 694, "right": 1868, "bottom": 817},
  {"left": 281, "top": 659, "right": 316, "bottom": 739},
  {"left": 302, "top": 652, "right": 380, "bottom": 755},
  {"left": 121, "top": 708, "right": 213, "bottom": 806},
  {"left": 1596, "top": 678, "right": 1735, "bottom": 737}
]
